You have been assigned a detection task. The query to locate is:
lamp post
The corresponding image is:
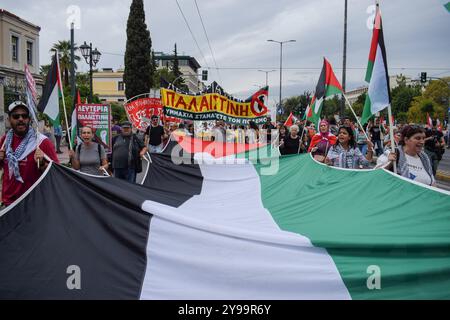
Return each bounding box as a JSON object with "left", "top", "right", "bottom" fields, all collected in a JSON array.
[
  {"left": 80, "top": 41, "right": 101, "bottom": 103},
  {"left": 258, "top": 69, "right": 276, "bottom": 87},
  {"left": 267, "top": 40, "right": 296, "bottom": 116}
]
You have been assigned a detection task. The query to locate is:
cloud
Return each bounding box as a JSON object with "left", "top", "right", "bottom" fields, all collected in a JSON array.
[{"left": 1, "top": 0, "right": 448, "bottom": 97}]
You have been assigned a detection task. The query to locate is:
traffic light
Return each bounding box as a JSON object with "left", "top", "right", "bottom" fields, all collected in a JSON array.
[
  {"left": 420, "top": 72, "right": 427, "bottom": 83},
  {"left": 202, "top": 70, "right": 208, "bottom": 81}
]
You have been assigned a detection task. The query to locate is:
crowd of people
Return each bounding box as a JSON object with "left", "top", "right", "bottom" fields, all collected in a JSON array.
[{"left": 0, "top": 100, "right": 448, "bottom": 208}]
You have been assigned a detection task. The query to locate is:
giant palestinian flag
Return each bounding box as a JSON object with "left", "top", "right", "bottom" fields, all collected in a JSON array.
[
  {"left": 361, "top": 4, "right": 391, "bottom": 125},
  {"left": 310, "top": 58, "right": 343, "bottom": 126},
  {"left": 1, "top": 138, "right": 450, "bottom": 299},
  {"left": 37, "top": 52, "right": 62, "bottom": 125}
]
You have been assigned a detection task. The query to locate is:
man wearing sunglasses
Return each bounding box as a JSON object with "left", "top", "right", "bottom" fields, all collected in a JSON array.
[{"left": 0, "top": 101, "right": 59, "bottom": 207}]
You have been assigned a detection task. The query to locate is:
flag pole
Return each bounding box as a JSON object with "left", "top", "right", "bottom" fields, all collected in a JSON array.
[
  {"left": 387, "top": 103, "right": 397, "bottom": 173},
  {"left": 56, "top": 50, "right": 73, "bottom": 151},
  {"left": 342, "top": 93, "right": 370, "bottom": 141}
]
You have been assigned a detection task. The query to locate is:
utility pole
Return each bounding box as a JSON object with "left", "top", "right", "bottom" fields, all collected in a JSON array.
[
  {"left": 70, "top": 23, "right": 76, "bottom": 102},
  {"left": 341, "top": 0, "right": 348, "bottom": 119}
]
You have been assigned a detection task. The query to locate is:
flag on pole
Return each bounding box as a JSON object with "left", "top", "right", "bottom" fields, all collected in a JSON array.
[
  {"left": 309, "top": 58, "right": 343, "bottom": 126},
  {"left": 70, "top": 89, "right": 82, "bottom": 147},
  {"left": 24, "top": 64, "right": 39, "bottom": 124},
  {"left": 37, "top": 52, "right": 61, "bottom": 125},
  {"left": 361, "top": 4, "right": 391, "bottom": 125},
  {"left": 284, "top": 112, "right": 299, "bottom": 127},
  {"left": 302, "top": 104, "right": 312, "bottom": 121}
]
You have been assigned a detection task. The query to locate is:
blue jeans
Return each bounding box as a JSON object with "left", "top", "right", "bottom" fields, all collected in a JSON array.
[
  {"left": 357, "top": 143, "right": 368, "bottom": 155},
  {"left": 114, "top": 168, "right": 137, "bottom": 183},
  {"left": 374, "top": 140, "right": 383, "bottom": 156},
  {"left": 149, "top": 144, "right": 163, "bottom": 153}
]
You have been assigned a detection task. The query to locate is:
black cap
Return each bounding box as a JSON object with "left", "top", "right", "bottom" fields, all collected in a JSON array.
[{"left": 121, "top": 121, "right": 132, "bottom": 128}]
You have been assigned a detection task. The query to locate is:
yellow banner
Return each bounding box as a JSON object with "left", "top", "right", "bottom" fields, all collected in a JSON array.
[{"left": 161, "top": 88, "right": 269, "bottom": 125}]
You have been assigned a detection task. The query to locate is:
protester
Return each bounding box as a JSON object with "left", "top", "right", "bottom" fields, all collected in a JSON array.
[
  {"left": 378, "top": 125, "right": 435, "bottom": 186},
  {"left": 424, "top": 120, "right": 445, "bottom": 176},
  {"left": 325, "top": 126, "right": 374, "bottom": 169},
  {"left": 247, "top": 121, "right": 260, "bottom": 144},
  {"left": 262, "top": 117, "right": 276, "bottom": 143},
  {"left": 111, "top": 120, "right": 122, "bottom": 137},
  {"left": 54, "top": 123, "right": 63, "bottom": 154},
  {"left": 69, "top": 126, "right": 108, "bottom": 176},
  {"left": 280, "top": 125, "right": 304, "bottom": 155},
  {"left": 212, "top": 120, "right": 226, "bottom": 142},
  {"left": 111, "top": 121, "right": 147, "bottom": 183},
  {"left": 0, "top": 101, "right": 59, "bottom": 207},
  {"left": 308, "top": 120, "right": 337, "bottom": 161},
  {"left": 145, "top": 115, "right": 166, "bottom": 153},
  {"left": 368, "top": 118, "right": 385, "bottom": 156}
]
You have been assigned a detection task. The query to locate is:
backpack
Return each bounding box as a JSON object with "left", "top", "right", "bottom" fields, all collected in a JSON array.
[{"left": 77, "top": 143, "right": 103, "bottom": 166}]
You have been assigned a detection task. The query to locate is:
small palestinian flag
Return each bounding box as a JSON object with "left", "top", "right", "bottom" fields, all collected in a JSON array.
[
  {"left": 310, "top": 58, "right": 343, "bottom": 126},
  {"left": 37, "top": 52, "right": 62, "bottom": 125},
  {"left": 284, "top": 112, "right": 299, "bottom": 127}
]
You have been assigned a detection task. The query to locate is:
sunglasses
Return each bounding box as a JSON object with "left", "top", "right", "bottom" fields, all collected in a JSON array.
[{"left": 11, "top": 113, "right": 30, "bottom": 120}]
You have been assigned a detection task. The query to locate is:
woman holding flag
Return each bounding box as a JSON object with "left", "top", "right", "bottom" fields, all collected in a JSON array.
[{"left": 308, "top": 120, "right": 337, "bottom": 162}]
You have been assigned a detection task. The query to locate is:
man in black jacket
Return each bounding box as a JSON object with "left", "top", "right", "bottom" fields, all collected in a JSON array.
[{"left": 111, "top": 121, "right": 147, "bottom": 183}]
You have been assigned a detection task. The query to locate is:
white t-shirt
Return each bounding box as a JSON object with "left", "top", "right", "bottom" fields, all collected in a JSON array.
[{"left": 405, "top": 154, "right": 432, "bottom": 185}]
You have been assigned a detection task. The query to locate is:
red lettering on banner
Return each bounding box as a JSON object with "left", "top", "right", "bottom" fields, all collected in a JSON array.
[
  {"left": 165, "top": 91, "right": 176, "bottom": 106},
  {"left": 200, "top": 97, "right": 209, "bottom": 112},
  {"left": 188, "top": 98, "right": 198, "bottom": 112},
  {"left": 175, "top": 96, "right": 187, "bottom": 110},
  {"left": 240, "top": 104, "right": 249, "bottom": 117},
  {"left": 219, "top": 97, "right": 227, "bottom": 112}
]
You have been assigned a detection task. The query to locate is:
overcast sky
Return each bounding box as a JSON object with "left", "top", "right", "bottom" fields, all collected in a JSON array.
[{"left": 2, "top": 0, "right": 450, "bottom": 104}]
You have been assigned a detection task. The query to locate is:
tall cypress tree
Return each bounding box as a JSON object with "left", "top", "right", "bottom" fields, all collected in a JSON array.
[
  {"left": 124, "top": 0, "right": 153, "bottom": 99},
  {"left": 171, "top": 43, "right": 189, "bottom": 93}
]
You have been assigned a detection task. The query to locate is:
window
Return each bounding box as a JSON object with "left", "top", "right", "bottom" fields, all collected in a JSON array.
[
  {"left": 27, "top": 41, "right": 33, "bottom": 65},
  {"left": 11, "top": 36, "right": 19, "bottom": 62},
  {"left": 118, "top": 81, "right": 125, "bottom": 91}
]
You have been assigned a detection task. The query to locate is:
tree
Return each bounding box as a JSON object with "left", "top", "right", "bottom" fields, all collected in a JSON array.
[
  {"left": 124, "top": 0, "right": 153, "bottom": 99},
  {"left": 423, "top": 78, "right": 450, "bottom": 108},
  {"left": 350, "top": 92, "right": 366, "bottom": 117},
  {"left": 390, "top": 75, "right": 421, "bottom": 115},
  {"left": 407, "top": 96, "right": 445, "bottom": 123},
  {"left": 171, "top": 43, "right": 189, "bottom": 92},
  {"left": 51, "top": 40, "right": 81, "bottom": 86},
  {"left": 39, "top": 64, "right": 51, "bottom": 82}
]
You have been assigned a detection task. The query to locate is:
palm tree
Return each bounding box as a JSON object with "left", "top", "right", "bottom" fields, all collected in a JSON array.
[{"left": 50, "top": 40, "right": 81, "bottom": 86}]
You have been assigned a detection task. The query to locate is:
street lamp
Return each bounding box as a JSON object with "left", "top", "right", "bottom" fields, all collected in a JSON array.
[
  {"left": 267, "top": 39, "right": 296, "bottom": 117},
  {"left": 80, "top": 41, "right": 101, "bottom": 103},
  {"left": 258, "top": 69, "right": 276, "bottom": 87}
]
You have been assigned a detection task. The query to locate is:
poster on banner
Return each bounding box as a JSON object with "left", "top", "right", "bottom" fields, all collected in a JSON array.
[
  {"left": 76, "top": 104, "right": 112, "bottom": 151},
  {"left": 161, "top": 86, "right": 270, "bottom": 125},
  {"left": 124, "top": 97, "right": 181, "bottom": 131}
]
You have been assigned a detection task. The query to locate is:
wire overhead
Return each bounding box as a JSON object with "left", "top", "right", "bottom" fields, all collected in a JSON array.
[
  {"left": 193, "top": 0, "right": 222, "bottom": 83},
  {"left": 175, "top": 0, "right": 210, "bottom": 70}
]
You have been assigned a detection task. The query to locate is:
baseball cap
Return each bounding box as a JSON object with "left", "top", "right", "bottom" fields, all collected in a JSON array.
[
  {"left": 8, "top": 101, "right": 29, "bottom": 114},
  {"left": 121, "top": 121, "right": 132, "bottom": 128}
]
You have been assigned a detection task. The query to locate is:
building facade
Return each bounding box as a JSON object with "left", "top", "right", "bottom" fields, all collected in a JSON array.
[
  {"left": 0, "top": 9, "right": 42, "bottom": 136},
  {"left": 92, "top": 68, "right": 126, "bottom": 103}
]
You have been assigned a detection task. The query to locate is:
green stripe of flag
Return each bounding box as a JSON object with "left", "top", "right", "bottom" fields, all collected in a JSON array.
[{"left": 255, "top": 154, "right": 450, "bottom": 299}]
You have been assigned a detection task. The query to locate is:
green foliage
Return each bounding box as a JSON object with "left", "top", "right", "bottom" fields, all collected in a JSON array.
[
  {"left": 153, "top": 67, "right": 176, "bottom": 89},
  {"left": 51, "top": 40, "right": 81, "bottom": 86},
  {"left": 171, "top": 43, "right": 189, "bottom": 92},
  {"left": 281, "top": 91, "right": 312, "bottom": 118},
  {"left": 423, "top": 79, "right": 450, "bottom": 108},
  {"left": 391, "top": 82, "right": 421, "bottom": 115},
  {"left": 408, "top": 96, "right": 445, "bottom": 123},
  {"left": 111, "top": 103, "right": 128, "bottom": 123},
  {"left": 124, "top": 0, "right": 154, "bottom": 99}
]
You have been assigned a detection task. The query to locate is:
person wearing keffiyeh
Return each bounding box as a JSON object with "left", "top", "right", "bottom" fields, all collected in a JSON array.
[{"left": 0, "top": 102, "right": 59, "bottom": 207}]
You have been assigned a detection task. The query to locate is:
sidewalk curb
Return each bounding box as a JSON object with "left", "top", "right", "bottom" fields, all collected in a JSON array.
[{"left": 436, "top": 171, "right": 450, "bottom": 182}]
